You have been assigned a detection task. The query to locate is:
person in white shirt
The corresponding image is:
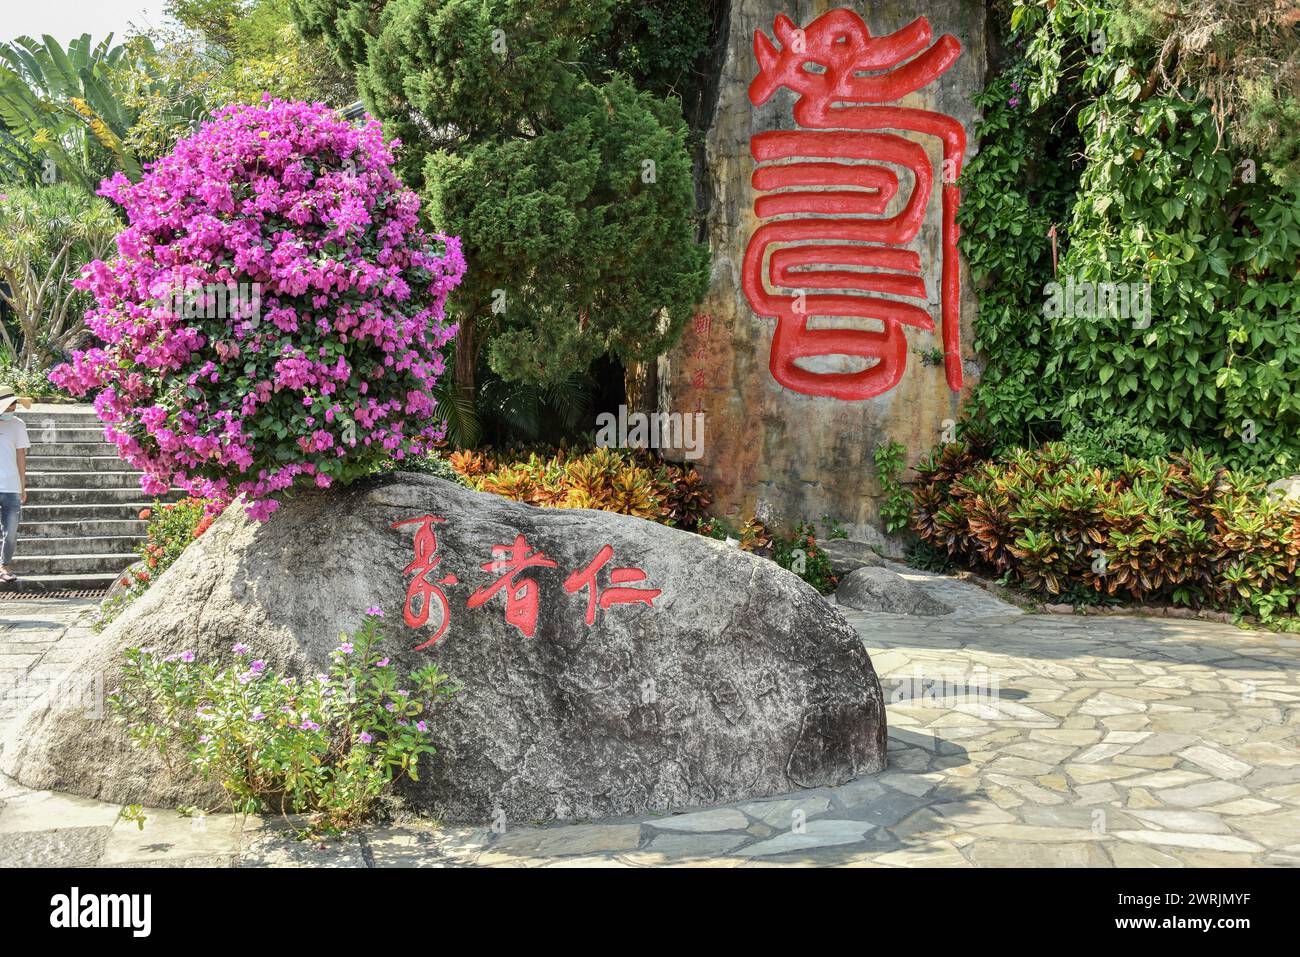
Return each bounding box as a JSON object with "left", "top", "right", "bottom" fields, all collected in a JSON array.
[{"left": 0, "top": 389, "right": 32, "bottom": 584}]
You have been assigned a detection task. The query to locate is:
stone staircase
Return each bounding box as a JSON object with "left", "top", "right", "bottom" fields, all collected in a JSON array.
[{"left": 8, "top": 405, "right": 174, "bottom": 592}]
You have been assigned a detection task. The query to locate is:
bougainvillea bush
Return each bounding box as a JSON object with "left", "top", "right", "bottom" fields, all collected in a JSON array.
[{"left": 52, "top": 97, "right": 466, "bottom": 519}]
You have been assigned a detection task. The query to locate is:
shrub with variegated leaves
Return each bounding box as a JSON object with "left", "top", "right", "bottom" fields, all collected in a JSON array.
[{"left": 911, "top": 440, "right": 1300, "bottom": 624}]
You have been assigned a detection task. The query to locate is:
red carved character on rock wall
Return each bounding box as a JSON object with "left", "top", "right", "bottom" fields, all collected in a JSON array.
[
  {"left": 743, "top": 9, "right": 966, "bottom": 400},
  {"left": 564, "top": 544, "right": 664, "bottom": 626}
]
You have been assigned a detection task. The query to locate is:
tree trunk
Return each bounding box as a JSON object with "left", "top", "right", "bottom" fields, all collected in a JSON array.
[
  {"left": 454, "top": 312, "right": 477, "bottom": 405},
  {"left": 624, "top": 358, "right": 658, "bottom": 416}
]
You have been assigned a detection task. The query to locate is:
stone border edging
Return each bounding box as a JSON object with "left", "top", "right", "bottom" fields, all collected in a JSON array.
[{"left": 946, "top": 568, "right": 1238, "bottom": 624}]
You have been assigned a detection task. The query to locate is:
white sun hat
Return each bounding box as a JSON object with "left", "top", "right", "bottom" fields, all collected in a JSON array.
[{"left": 0, "top": 389, "right": 34, "bottom": 411}]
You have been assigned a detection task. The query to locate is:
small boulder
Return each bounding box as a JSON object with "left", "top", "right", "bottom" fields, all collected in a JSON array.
[
  {"left": 836, "top": 567, "right": 953, "bottom": 616},
  {"left": 820, "top": 539, "right": 887, "bottom": 577},
  {"left": 1266, "top": 475, "right": 1300, "bottom": 505}
]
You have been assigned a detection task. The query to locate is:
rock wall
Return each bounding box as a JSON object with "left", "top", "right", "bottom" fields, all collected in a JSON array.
[{"left": 660, "top": 0, "right": 987, "bottom": 549}]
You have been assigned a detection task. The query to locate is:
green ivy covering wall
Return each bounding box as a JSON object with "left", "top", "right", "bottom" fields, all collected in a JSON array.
[{"left": 963, "top": 0, "right": 1300, "bottom": 477}]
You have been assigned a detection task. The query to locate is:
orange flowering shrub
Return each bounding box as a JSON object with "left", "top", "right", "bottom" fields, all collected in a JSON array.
[{"left": 449, "top": 447, "right": 712, "bottom": 530}]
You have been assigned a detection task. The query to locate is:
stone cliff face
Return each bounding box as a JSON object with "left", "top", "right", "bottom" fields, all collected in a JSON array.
[{"left": 660, "top": 0, "right": 987, "bottom": 548}]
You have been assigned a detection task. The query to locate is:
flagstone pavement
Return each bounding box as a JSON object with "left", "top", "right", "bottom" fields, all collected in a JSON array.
[{"left": 1, "top": 572, "right": 1298, "bottom": 868}]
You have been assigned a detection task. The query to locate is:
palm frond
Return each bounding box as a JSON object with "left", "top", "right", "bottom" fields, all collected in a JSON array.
[{"left": 430, "top": 377, "right": 481, "bottom": 449}]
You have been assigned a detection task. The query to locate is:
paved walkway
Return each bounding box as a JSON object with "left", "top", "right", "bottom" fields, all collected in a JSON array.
[{"left": 1, "top": 575, "right": 1298, "bottom": 867}]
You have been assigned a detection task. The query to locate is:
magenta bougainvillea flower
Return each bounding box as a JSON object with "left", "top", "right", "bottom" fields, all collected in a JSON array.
[{"left": 52, "top": 97, "right": 466, "bottom": 520}]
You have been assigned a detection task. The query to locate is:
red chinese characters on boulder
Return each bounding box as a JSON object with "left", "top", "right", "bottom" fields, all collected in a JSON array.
[
  {"left": 391, "top": 516, "right": 663, "bottom": 647},
  {"left": 742, "top": 9, "right": 967, "bottom": 400},
  {"left": 564, "top": 544, "right": 663, "bottom": 626},
  {"left": 691, "top": 311, "right": 712, "bottom": 408},
  {"left": 465, "top": 534, "right": 558, "bottom": 639},
  {"left": 391, "top": 515, "right": 459, "bottom": 651}
]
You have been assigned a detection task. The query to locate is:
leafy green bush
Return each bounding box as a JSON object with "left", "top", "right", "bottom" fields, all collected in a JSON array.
[
  {"left": 1058, "top": 420, "right": 1175, "bottom": 471},
  {"left": 0, "top": 359, "right": 71, "bottom": 399},
  {"left": 377, "top": 450, "right": 471, "bottom": 487},
  {"left": 1106, "top": 0, "right": 1300, "bottom": 190},
  {"left": 873, "top": 441, "right": 913, "bottom": 535},
  {"left": 110, "top": 611, "right": 460, "bottom": 837},
  {"left": 962, "top": 1, "right": 1300, "bottom": 475},
  {"left": 905, "top": 539, "right": 954, "bottom": 574},
  {"left": 956, "top": 11, "right": 1083, "bottom": 443},
  {"left": 773, "top": 522, "right": 838, "bottom": 595}
]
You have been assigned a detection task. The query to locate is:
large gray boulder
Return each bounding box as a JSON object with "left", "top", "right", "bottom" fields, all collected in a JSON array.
[
  {"left": 836, "top": 567, "right": 953, "bottom": 616},
  {"left": 1, "top": 474, "right": 887, "bottom": 823}
]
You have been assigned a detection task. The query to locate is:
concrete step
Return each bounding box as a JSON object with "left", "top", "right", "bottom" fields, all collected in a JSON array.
[
  {"left": 16, "top": 415, "right": 101, "bottom": 432},
  {"left": 9, "top": 552, "right": 138, "bottom": 575},
  {"left": 16, "top": 407, "right": 99, "bottom": 423},
  {"left": 2, "top": 571, "right": 122, "bottom": 593},
  {"left": 15, "top": 535, "right": 145, "bottom": 557},
  {"left": 25, "top": 442, "right": 119, "bottom": 457},
  {"left": 18, "top": 502, "right": 164, "bottom": 522},
  {"left": 25, "top": 471, "right": 146, "bottom": 490},
  {"left": 27, "top": 427, "right": 111, "bottom": 445},
  {"left": 23, "top": 487, "right": 181, "bottom": 506},
  {"left": 24, "top": 455, "right": 136, "bottom": 473},
  {"left": 5, "top": 405, "right": 172, "bottom": 587},
  {"left": 19, "top": 519, "right": 148, "bottom": 537}
]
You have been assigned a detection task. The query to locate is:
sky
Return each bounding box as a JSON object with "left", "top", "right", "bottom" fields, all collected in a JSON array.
[{"left": 1, "top": 0, "right": 174, "bottom": 45}]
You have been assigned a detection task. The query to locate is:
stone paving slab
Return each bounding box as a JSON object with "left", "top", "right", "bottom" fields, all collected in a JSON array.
[
  {"left": 101, "top": 810, "right": 244, "bottom": 866},
  {"left": 0, "top": 580, "right": 1296, "bottom": 867},
  {"left": 0, "top": 789, "right": 124, "bottom": 833},
  {"left": 0, "top": 826, "right": 112, "bottom": 867}
]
